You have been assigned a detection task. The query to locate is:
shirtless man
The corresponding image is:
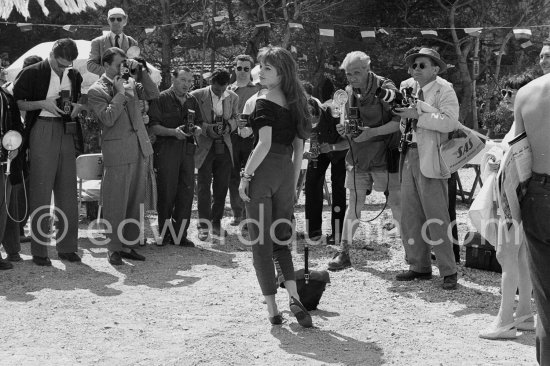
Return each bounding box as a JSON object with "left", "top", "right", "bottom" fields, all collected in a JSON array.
[{"left": 514, "top": 72, "right": 550, "bottom": 365}]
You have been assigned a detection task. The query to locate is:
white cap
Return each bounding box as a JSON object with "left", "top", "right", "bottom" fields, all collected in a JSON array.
[{"left": 107, "top": 7, "right": 127, "bottom": 18}]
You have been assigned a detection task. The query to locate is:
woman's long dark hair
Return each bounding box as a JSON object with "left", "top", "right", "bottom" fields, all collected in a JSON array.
[{"left": 257, "top": 46, "right": 311, "bottom": 139}]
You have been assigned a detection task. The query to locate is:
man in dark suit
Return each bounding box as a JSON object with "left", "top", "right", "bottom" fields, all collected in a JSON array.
[
  {"left": 87, "top": 7, "right": 138, "bottom": 76},
  {"left": 14, "top": 38, "right": 83, "bottom": 266},
  {"left": 191, "top": 69, "right": 239, "bottom": 240},
  {"left": 88, "top": 47, "right": 159, "bottom": 265},
  {"left": 148, "top": 67, "right": 203, "bottom": 247}
]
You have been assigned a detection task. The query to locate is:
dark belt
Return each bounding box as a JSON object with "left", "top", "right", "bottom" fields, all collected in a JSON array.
[
  {"left": 531, "top": 172, "right": 550, "bottom": 185},
  {"left": 37, "top": 116, "right": 63, "bottom": 122},
  {"left": 408, "top": 142, "right": 418, "bottom": 149}
]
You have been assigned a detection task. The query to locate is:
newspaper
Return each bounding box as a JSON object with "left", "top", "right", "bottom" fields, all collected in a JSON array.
[{"left": 495, "top": 132, "right": 532, "bottom": 224}]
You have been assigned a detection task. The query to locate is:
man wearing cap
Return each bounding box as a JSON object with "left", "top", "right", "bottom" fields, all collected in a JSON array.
[
  {"left": 227, "top": 54, "right": 260, "bottom": 228},
  {"left": 87, "top": 7, "right": 138, "bottom": 76},
  {"left": 393, "top": 47, "right": 459, "bottom": 290}
]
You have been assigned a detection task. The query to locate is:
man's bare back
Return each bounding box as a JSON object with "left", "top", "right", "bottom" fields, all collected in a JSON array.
[{"left": 514, "top": 73, "right": 550, "bottom": 175}]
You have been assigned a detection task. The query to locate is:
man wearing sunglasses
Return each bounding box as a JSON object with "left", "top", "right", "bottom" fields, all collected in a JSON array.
[
  {"left": 13, "top": 38, "right": 84, "bottom": 266},
  {"left": 392, "top": 48, "right": 460, "bottom": 290},
  {"left": 87, "top": 7, "right": 138, "bottom": 76},
  {"left": 227, "top": 55, "right": 260, "bottom": 228}
]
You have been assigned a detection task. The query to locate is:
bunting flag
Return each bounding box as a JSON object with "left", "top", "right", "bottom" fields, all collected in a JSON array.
[
  {"left": 377, "top": 28, "right": 389, "bottom": 35},
  {"left": 521, "top": 40, "right": 533, "bottom": 48},
  {"left": 513, "top": 28, "right": 532, "bottom": 39},
  {"left": 319, "top": 25, "right": 334, "bottom": 43},
  {"left": 191, "top": 21, "right": 203, "bottom": 32},
  {"left": 102, "top": 26, "right": 110, "bottom": 36},
  {"left": 290, "top": 45, "right": 297, "bottom": 54},
  {"left": 17, "top": 23, "right": 32, "bottom": 32},
  {"left": 289, "top": 22, "right": 303, "bottom": 30},
  {"left": 421, "top": 29, "right": 438, "bottom": 38},
  {"left": 255, "top": 21, "right": 271, "bottom": 28},
  {"left": 361, "top": 29, "right": 376, "bottom": 44},
  {"left": 298, "top": 54, "right": 308, "bottom": 62},
  {"left": 145, "top": 27, "right": 156, "bottom": 34},
  {"left": 62, "top": 24, "right": 77, "bottom": 32},
  {"left": 465, "top": 27, "right": 482, "bottom": 37},
  {"left": 214, "top": 15, "right": 228, "bottom": 24}
]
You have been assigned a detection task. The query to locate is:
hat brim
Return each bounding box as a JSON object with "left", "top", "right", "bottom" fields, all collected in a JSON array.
[{"left": 405, "top": 53, "right": 447, "bottom": 74}]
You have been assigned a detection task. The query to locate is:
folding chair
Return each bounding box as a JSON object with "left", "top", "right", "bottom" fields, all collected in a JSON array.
[{"left": 76, "top": 153, "right": 104, "bottom": 221}]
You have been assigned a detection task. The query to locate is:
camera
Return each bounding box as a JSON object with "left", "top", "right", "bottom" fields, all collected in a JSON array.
[
  {"left": 375, "top": 86, "right": 415, "bottom": 110},
  {"left": 57, "top": 90, "right": 73, "bottom": 117},
  {"left": 308, "top": 132, "right": 320, "bottom": 168},
  {"left": 180, "top": 109, "right": 198, "bottom": 135},
  {"left": 239, "top": 113, "right": 250, "bottom": 128},
  {"left": 214, "top": 115, "right": 227, "bottom": 135},
  {"left": 344, "top": 106, "right": 363, "bottom": 137}
]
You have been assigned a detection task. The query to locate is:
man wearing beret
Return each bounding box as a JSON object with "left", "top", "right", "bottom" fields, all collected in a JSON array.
[{"left": 393, "top": 48, "right": 459, "bottom": 290}]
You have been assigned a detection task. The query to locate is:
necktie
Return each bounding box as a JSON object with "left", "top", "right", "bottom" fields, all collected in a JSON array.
[
  {"left": 115, "top": 35, "right": 120, "bottom": 48},
  {"left": 412, "top": 89, "right": 424, "bottom": 131}
]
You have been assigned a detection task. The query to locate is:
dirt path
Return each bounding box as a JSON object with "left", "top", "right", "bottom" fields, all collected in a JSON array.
[{"left": 0, "top": 169, "right": 538, "bottom": 366}]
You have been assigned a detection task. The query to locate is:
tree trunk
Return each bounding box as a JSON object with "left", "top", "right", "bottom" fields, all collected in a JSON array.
[{"left": 159, "top": 0, "right": 172, "bottom": 90}]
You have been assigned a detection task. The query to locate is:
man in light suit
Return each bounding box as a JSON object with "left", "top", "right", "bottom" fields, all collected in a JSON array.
[
  {"left": 87, "top": 7, "right": 138, "bottom": 76},
  {"left": 88, "top": 47, "right": 159, "bottom": 265},
  {"left": 393, "top": 48, "right": 459, "bottom": 290},
  {"left": 191, "top": 69, "right": 239, "bottom": 240}
]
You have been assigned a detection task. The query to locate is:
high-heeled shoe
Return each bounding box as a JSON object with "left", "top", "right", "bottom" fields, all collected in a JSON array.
[
  {"left": 289, "top": 296, "right": 313, "bottom": 328},
  {"left": 514, "top": 313, "right": 535, "bottom": 331},
  {"left": 478, "top": 322, "right": 518, "bottom": 340},
  {"left": 268, "top": 313, "right": 283, "bottom": 325}
]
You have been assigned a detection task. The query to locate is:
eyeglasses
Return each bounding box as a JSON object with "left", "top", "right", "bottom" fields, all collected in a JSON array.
[
  {"left": 56, "top": 58, "right": 73, "bottom": 69},
  {"left": 236, "top": 66, "right": 250, "bottom": 72},
  {"left": 501, "top": 89, "right": 517, "bottom": 98},
  {"left": 411, "top": 63, "right": 428, "bottom": 70},
  {"left": 109, "top": 17, "right": 124, "bottom": 22}
]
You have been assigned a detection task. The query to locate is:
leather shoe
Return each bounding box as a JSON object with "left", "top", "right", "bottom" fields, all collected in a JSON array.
[
  {"left": 395, "top": 270, "right": 432, "bottom": 281},
  {"left": 211, "top": 227, "right": 227, "bottom": 238},
  {"left": 326, "top": 234, "right": 337, "bottom": 246},
  {"left": 442, "top": 273, "right": 458, "bottom": 290},
  {"left": 0, "top": 258, "right": 13, "bottom": 270},
  {"left": 120, "top": 249, "right": 146, "bottom": 261},
  {"left": 327, "top": 251, "right": 352, "bottom": 271},
  {"left": 6, "top": 253, "right": 22, "bottom": 262},
  {"left": 289, "top": 296, "right": 313, "bottom": 328},
  {"left": 230, "top": 217, "right": 242, "bottom": 226},
  {"left": 179, "top": 237, "right": 196, "bottom": 247},
  {"left": 107, "top": 251, "right": 123, "bottom": 265},
  {"left": 32, "top": 256, "right": 52, "bottom": 267},
  {"left": 268, "top": 313, "right": 283, "bottom": 325},
  {"left": 197, "top": 229, "right": 209, "bottom": 241},
  {"left": 58, "top": 252, "right": 81, "bottom": 263}
]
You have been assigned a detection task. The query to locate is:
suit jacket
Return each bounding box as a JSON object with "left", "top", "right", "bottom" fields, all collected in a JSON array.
[
  {"left": 87, "top": 72, "right": 159, "bottom": 167},
  {"left": 87, "top": 33, "right": 138, "bottom": 76},
  {"left": 190, "top": 87, "right": 239, "bottom": 169},
  {"left": 400, "top": 77, "right": 459, "bottom": 179}
]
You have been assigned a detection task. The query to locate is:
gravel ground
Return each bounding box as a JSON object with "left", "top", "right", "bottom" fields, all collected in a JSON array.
[{"left": 0, "top": 167, "right": 538, "bottom": 366}]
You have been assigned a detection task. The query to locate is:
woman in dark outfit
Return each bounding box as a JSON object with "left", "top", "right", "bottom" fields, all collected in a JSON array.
[{"left": 239, "top": 47, "right": 312, "bottom": 327}]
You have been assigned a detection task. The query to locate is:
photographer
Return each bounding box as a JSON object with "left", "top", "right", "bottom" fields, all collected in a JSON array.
[
  {"left": 88, "top": 47, "right": 160, "bottom": 265},
  {"left": 191, "top": 69, "right": 239, "bottom": 240},
  {"left": 392, "top": 48, "right": 459, "bottom": 290},
  {"left": 148, "top": 68, "right": 202, "bottom": 247},
  {"left": 327, "top": 51, "right": 402, "bottom": 271},
  {"left": 13, "top": 38, "right": 84, "bottom": 266},
  {"left": 303, "top": 82, "right": 348, "bottom": 246}
]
